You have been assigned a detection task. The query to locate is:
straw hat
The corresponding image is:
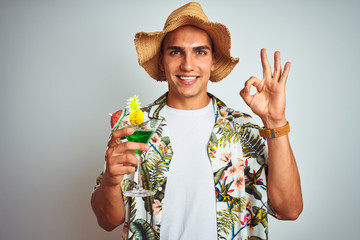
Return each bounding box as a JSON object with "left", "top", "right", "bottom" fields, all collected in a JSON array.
[{"left": 134, "top": 2, "right": 239, "bottom": 82}]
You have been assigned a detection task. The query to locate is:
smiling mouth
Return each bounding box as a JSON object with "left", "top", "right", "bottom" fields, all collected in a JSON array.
[
  {"left": 177, "top": 75, "right": 199, "bottom": 84},
  {"left": 178, "top": 76, "right": 197, "bottom": 80}
]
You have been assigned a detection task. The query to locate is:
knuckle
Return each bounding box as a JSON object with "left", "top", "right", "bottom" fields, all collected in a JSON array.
[
  {"left": 107, "top": 165, "right": 116, "bottom": 176},
  {"left": 105, "top": 148, "right": 112, "bottom": 158},
  {"left": 107, "top": 139, "right": 113, "bottom": 148},
  {"left": 123, "top": 141, "right": 133, "bottom": 149},
  {"left": 122, "top": 166, "right": 135, "bottom": 175},
  {"left": 125, "top": 153, "right": 133, "bottom": 161},
  {"left": 126, "top": 154, "right": 137, "bottom": 164},
  {"left": 106, "top": 155, "right": 115, "bottom": 165},
  {"left": 111, "top": 129, "right": 121, "bottom": 137},
  {"left": 127, "top": 167, "right": 136, "bottom": 174}
]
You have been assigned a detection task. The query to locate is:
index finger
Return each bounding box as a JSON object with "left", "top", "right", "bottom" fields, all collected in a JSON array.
[
  {"left": 108, "top": 128, "right": 134, "bottom": 148},
  {"left": 261, "top": 48, "right": 272, "bottom": 80}
]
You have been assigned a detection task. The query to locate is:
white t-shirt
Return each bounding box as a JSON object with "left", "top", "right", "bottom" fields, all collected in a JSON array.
[{"left": 160, "top": 100, "right": 218, "bottom": 240}]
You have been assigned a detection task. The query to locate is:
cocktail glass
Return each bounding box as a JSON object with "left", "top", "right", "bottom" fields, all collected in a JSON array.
[{"left": 121, "top": 118, "right": 162, "bottom": 197}]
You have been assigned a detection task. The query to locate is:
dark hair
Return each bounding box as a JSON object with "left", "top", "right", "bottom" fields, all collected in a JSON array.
[{"left": 160, "top": 26, "right": 215, "bottom": 53}]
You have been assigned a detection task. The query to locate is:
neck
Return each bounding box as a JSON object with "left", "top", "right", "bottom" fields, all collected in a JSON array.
[{"left": 166, "top": 92, "right": 211, "bottom": 110}]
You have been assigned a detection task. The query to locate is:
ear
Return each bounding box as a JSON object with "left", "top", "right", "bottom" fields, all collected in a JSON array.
[
  {"left": 159, "top": 52, "right": 165, "bottom": 71},
  {"left": 211, "top": 52, "right": 216, "bottom": 71}
]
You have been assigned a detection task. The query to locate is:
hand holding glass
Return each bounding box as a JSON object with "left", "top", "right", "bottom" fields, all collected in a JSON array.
[{"left": 121, "top": 119, "right": 162, "bottom": 197}]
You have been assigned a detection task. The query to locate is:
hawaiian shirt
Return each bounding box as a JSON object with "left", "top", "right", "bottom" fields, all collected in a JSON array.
[{"left": 94, "top": 93, "right": 276, "bottom": 240}]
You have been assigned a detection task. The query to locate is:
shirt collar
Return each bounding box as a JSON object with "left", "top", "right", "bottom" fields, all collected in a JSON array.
[{"left": 145, "top": 92, "right": 227, "bottom": 120}]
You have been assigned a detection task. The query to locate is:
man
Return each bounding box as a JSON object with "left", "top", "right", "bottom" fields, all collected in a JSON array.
[{"left": 91, "top": 2, "right": 302, "bottom": 239}]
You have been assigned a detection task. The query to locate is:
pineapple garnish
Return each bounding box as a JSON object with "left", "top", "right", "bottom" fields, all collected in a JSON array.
[{"left": 127, "top": 95, "right": 144, "bottom": 125}]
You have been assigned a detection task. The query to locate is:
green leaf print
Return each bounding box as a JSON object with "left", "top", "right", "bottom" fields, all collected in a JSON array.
[
  {"left": 216, "top": 121, "right": 241, "bottom": 148},
  {"left": 214, "top": 165, "right": 228, "bottom": 185},
  {"left": 154, "top": 122, "right": 165, "bottom": 138},
  {"left": 129, "top": 197, "right": 137, "bottom": 223},
  {"left": 217, "top": 197, "right": 246, "bottom": 239},
  {"left": 217, "top": 209, "right": 233, "bottom": 237},
  {"left": 146, "top": 151, "right": 168, "bottom": 184},
  {"left": 239, "top": 126, "right": 265, "bottom": 159},
  {"left": 214, "top": 119, "right": 265, "bottom": 160},
  {"left": 247, "top": 206, "right": 268, "bottom": 238},
  {"left": 153, "top": 178, "right": 167, "bottom": 202},
  {"left": 244, "top": 165, "right": 265, "bottom": 200},
  {"left": 129, "top": 219, "right": 157, "bottom": 240},
  {"left": 140, "top": 160, "right": 153, "bottom": 192},
  {"left": 210, "top": 132, "right": 218, "bottom": 145}
]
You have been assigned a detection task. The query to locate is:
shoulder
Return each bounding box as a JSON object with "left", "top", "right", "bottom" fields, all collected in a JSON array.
[
  {"left": 217, "top": 105, "right": 260, "bottom": 128},
  {"left": 209, "top": 93, "right": 261, "bottom": 128}
]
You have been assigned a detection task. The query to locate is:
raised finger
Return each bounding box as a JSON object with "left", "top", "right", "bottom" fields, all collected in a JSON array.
[
  {"left": 111, "top": 165, "right": 136, "bottom": 177},
  {"left": 107, "top": 150, "right": 138, "bottom": 167},
  {"left": 261, "top": 48, "right": 272, "bottom": 80},
  {"left": 273, "top": 51, "right": 282, "bottom": 80},
  {"left": 105, "top": 155, "right": 137, "bottom": 179},
  {"left": 280, "top": 61, "right": 291, "bottom": 84},
  {"left": 108, "top": 128, "right": 134, "bottom": 148},
  {"left": 245, "top": 76, "right": 262, "bottom": 89},
  {"left": 113, "top": 141, "right": 150, "bottom": 155}
]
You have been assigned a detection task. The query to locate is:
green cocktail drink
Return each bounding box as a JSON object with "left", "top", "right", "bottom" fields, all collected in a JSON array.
[
  {"left": 120, "top": 116, "right": 162, "bottom": 197},
  {"left": 126, "top": 130, "right": 155, "bottom": 154}
]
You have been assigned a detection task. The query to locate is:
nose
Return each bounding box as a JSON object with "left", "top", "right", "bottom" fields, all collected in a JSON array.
[{"left": 180, "top": 53, "right": 194, "bottom": 72}]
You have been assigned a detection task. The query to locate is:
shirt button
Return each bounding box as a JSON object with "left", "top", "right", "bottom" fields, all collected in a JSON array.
[{"left": 158, "top": 187, "right": 162, "bottom": 191}]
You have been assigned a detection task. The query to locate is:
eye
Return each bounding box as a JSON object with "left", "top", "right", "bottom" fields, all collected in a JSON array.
[
  {"left": 170, "top": 50, "right": 182, "bottom": 55},
  {"left": 196, "top": 50, "right": 207, "bottom": 55}
]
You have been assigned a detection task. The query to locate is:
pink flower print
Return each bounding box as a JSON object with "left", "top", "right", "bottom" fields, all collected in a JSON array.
[
  {"left": 152, "top": 200, "right": 163, "bottom": 215},
  {"left": 220, "top": 110, "right": 228, "bottom": 118},
  {"left": 150, "top": 134, "right": 161, "bottom": 145},
  {"left": 234, "top": 175, "right": 245, "bottom": 189},
  {"left": 235, "top": 158, "right": 244, "bottom": 175},
  {"left": 246, "top": 199, "right": 252, "bottom": 209},
  {"left": 228, "top": 165, "right": 238, "bottom": 176},
  {"left": 220, "top": 152, "right": 232, "bottom": 163},
  {"left": 241, "top": 213, "right": 251, "bottom": 226},
  {"left": 235, "top": 158, "right": 244, "bottom": 168}
]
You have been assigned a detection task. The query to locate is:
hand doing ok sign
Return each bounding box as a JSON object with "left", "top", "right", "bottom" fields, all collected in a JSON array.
[{"left": 240, "top": 48, "right": 291, "bottom": 128}]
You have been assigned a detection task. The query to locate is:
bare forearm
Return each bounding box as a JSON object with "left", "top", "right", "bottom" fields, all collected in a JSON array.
[
  {"left": 267, "top": 135, "right": 303, "bottom": 220},
  {"left": 91, "top": 183, "right": 125, "bottom": 231},
  {"left": 239, "top": 48, "right": 302, "bottom": 219}
]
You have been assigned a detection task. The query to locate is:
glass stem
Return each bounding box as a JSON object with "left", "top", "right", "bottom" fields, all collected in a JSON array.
[{"left": 136, "top": 153, "right": 143, "bottom": 191}]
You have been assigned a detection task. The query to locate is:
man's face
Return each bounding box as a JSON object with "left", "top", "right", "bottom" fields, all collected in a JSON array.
[{"left": 159, "top": 25, "right": 215, "bottom": 108}]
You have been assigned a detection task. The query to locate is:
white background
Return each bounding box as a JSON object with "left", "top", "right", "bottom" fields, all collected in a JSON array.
[{"left": 1, "top": 0, "right": 359, "bottom": 239}]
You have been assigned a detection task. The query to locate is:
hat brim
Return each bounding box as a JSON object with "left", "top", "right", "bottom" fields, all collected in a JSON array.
[{"left": 134, "top": 15, "right": 239, "bottom": 82}]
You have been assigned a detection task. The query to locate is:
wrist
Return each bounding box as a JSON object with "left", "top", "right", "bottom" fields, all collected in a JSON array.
[
  {"left": 101, "top": 175, "right": 123, "bottom": 192},
  {"left": 261, "top": 117, "right": 287, "bottom": 129}
]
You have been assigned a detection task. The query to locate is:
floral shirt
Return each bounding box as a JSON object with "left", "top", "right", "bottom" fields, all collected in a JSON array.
[{"left": 95, "top": 93, "right": 275, "bottom": 240}]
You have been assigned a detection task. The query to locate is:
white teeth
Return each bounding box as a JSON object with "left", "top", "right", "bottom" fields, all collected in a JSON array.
[{"left": 179, "top": 76, "right": 197, "bottom": 80}]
